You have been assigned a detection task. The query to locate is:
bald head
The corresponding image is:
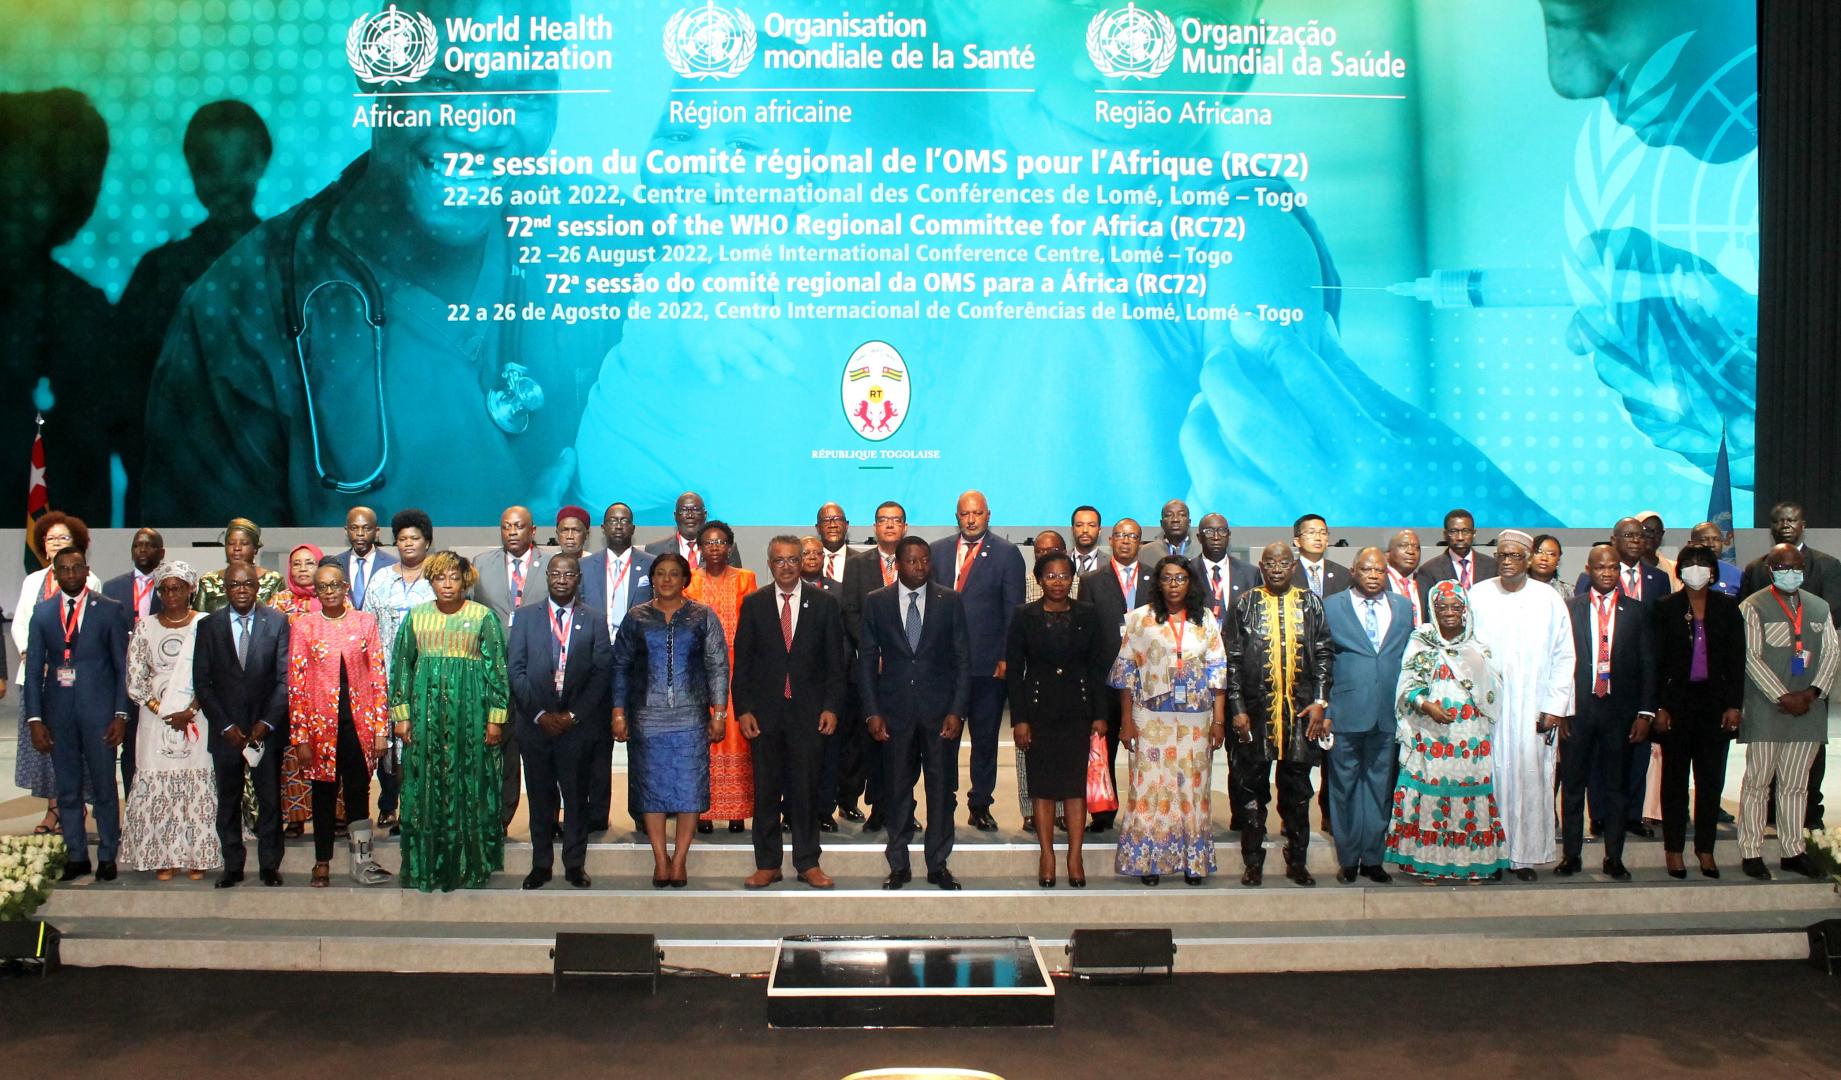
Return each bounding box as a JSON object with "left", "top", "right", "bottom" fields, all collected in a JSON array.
[
  {"left": 956, "top": 490, "right": 990, "bottom": 539},
  {"left": 1386, "top": 529, "right": 1421, "bottom": 576}
]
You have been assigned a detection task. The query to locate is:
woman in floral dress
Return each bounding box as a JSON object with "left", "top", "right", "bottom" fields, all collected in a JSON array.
[{"left": 685, "top": 520, "right": 755, "bottom": 834}]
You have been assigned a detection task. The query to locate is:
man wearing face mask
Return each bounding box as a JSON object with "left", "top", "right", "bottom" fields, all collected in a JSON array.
[{"left": 1735, "top": 545, "right": 1838, "bottom": 880}]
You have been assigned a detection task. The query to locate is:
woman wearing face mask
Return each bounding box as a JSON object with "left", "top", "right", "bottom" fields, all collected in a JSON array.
[{"left": 1651, "top": 545, "right": 1745, "bottom": 878}]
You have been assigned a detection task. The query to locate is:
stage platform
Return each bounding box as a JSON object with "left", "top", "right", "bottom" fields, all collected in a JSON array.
[{"left": 31, "top": 825, "right": 1834, "bottom": 977}]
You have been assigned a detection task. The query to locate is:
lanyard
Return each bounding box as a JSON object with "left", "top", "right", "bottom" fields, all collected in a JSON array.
[
  {"left": 132, "top": 574, "right": 154, "bottom": 617},
  {"left": 60, "top": 593, "right": 83, "bottom": 662},
  {"left": 1168, "top": 610, "right": 1186, "bottom": 674},
  {"left": 606, "top": 551, "right": 629, "bottom": 632},
  {"left": 1771, "top": 587, "right": 1804, "bottom": 650},
  {"left": 955, "top": 536, "right": 984, "bottom": 590}
]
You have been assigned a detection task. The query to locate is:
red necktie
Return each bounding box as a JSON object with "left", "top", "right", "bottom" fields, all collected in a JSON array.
[
  {"left": 1594, "top": 592, "right": 1614, "bottom": 697},
  {"left": 825, "top": 552, "right": 837, "bottom": 580},
  {"left": 510, "top": 556, "right": 525, "bottom": 605},
  {"left": 780, "top": 592, "right": 794, "bottom": 698},
  {"left": 684, "top": 537, "right": 700, "bottom": 570}
]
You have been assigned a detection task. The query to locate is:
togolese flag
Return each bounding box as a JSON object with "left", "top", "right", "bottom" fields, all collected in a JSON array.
[{"left": 23, "top": 414, "right": 46, "bottom": 573}]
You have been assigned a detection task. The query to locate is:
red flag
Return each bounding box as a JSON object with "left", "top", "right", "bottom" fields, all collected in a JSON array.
[{"left": 24, "top": 414, "right": 46, "bottom": 572}]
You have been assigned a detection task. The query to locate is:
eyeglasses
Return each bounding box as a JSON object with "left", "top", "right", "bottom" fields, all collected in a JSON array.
[
  {"left": 1041, "top": 572, "right": 1073, "bottom": 582},
  {"left": 817, "top": 515, "right": 846, "bottom": 525},
  {"left": 700, "top": 538, "right": 732, "bottom": 548},
  {"left": 546, "top": 570, "right": 581, "bottom": 580},
  {"left": 224, "top": 580, "right": 259, "bottom": 591},
  {"left": 313, "top": 581, "right": 348, "bottom": 593},
  {"left": 1111, "top": 532, "right": 1141, "bottom": 541},
  {"left": 1197, "top": 527, "right": 1228, "bottom": 537},
  {"left": 767, "top": 556, "right": 801, "bottom": 568},
  {"left": 1157, "top": 575, "right": 1189, "bottom": 585}
]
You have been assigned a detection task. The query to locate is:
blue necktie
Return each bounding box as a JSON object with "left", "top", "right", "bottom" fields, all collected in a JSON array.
[
  {"left": 351, "top": 555, "right": 367, "bottom": 609},
  {"left": 905, "top": 593, "right": 922, "bottom": 651},
  {"left": 1363, "top": 599, "right": 1380, "bottom": 649},
  {"left": 1309, "top": 564, "right": 1322, "bottom": 596},
  {"left": 236, "top": 614, "right": 251, "bottom": 668}
]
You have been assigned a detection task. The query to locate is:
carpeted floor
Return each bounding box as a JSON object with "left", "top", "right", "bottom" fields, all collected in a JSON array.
[{"left": 3, "top": 960, "right": 1839, "bottom": 1078}]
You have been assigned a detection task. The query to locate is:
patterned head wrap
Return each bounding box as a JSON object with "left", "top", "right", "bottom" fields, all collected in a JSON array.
[
  {"left": 153, "top": 559, "right": 198, "bottom": 590},
  {"left": 225, "top": 518, "right": 262, "bottom": 548},
  {"left": 1496, "top": 529, "right": 1534, "bottom": 553}
]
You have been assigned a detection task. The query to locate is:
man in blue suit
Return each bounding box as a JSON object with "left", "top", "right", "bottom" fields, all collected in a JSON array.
[
  {"left": 1323, "top": 548, "right": 1415, "bottom": 884},
  {"left": 507, "top": 553, "right": 612, "bottom": 889},
  {"left": 330, "top": 506, "right": 397, "bottom": 612},
  {"left": 579, "top": 501, "right": 653, "bottom": 833},
  {"left": 930, "top": 490, "right": 1024, "bottom": 831},
  {"left": 24, "top": 548, "right": 131, "bottom": 881},
  {"left": 1576, "top": 516, "right": 1671, "bottom": 838},
  {"left": 100, "top": 525, "right": 163, "bottom": 796},
  {"left": 862, "top": 536, "right": 972, "bottom": 890}
]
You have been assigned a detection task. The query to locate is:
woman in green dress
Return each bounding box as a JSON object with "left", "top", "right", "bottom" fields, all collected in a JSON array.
[
  {"left": 193, "top": 517, "right": 285, "bottom": 612},
  {"left": 389, "top": 551, "right": 510, "bottom": 892}
]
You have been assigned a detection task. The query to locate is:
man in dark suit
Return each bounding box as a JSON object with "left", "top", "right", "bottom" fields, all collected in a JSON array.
[
  {"left": 1575, "top": 516, "right": 1671, "bottom": 837},
  {"left": 1290, "top": 514, "right": 1350, "bottom": 598},
  {"left": 506, "top": 553, "right": 611, "bottom": 889},
  {"left": 930, "top": 489, "right": 1024, "bottom": 831},
  {"left": 861, "top": 536, "right": 971, "bottom": 890},
  {"left": 1323, "top": 548, "right": 1415, "bottom": 883},
  {"left": 840, "top": 500, "right": 908, "bottom": 829},
  {"left": 1156, "top": 498, "right": 1193, "bottom": 558},
  {"left": 1415, "top": 508, "right": 1497, "bottom": 609},
  {"left": 191, "top": 561, "right": 291, "bottom": 887},
  {"left": 473, "top": 504, "right": 550, "bottom": 832},
  {"left": 579, "top": 501, "right": 653, "bottom": 833},
  {"left": 332, "top": 505, "right": 397, "bottom": 612},
  {"left": 735, "top": 536, "right": 849, "bottom": 889},
  {"left": 1069, "top": 505, "right": 1109, "bottom": 577},
  {"left": 643, "top": 490, "right": 743, "bottom": 569},
  {"left": 1556, "top": 543, "right": 1658, "bottom": 881},
  {"left": 1191, "top": 512, "right": 1258, "bottom": 624},
  {"left": 101, "top": 525, "right": 163, "bottom": 795},
  {"left": 1078, "top": 517, "right": 1152, "bottom": 833},
  {"left": 23, "top": 548, "right": 131, "bottom": 881}
]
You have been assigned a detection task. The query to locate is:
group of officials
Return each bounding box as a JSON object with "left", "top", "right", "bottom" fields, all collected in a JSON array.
[{"left": 16, "top": 492, "right": 1835, "bottom": 892}]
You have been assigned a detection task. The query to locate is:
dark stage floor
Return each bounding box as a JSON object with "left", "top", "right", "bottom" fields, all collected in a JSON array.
[{"left": 3, "top": 961, "right": 1839, "bottom": 1078}]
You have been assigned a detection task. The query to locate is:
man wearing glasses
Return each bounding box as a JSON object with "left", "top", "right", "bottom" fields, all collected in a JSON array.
[
  {"left": 1078, "top": 518, "right": 1153, "bottom": 833},
  {"left": 473, "top": 505, "right": 552, "bottom": 833},
  {"left": 1415, "top": 509, "right": 1497, "bottom": 611},
  {"left": 841, "top": 501, "right": 910, "bottom": 830}
]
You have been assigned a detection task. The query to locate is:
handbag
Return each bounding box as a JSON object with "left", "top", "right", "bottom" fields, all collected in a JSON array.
[{"left": 1085, "top": 732, "right": 1118, "bottom": 813}]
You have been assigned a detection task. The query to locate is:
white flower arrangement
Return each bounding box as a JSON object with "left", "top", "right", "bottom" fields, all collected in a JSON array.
[
  {"left": 0, "top": 834, "right": 68, "bottom": 921},
  {"left": 1807, "top": 827, "right": 1841, "bottom": 893}
]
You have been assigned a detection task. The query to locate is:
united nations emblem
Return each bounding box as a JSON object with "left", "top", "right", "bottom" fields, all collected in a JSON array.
[
  {"left": 841, "top": 342, "right": 910, "bottom": 443},
  {"left": 1086, "top": 3, "right": 1178, "bottom": 80},
  {"left": 663, "top": 2, "right": 758, "bottom": 81},
  {"left": 346, "top": 4, "right": 440, "bottom": 86}
]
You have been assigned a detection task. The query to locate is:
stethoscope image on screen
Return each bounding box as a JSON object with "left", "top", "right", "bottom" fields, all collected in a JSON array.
[{"left": 280, "top": 160, "right": 546, "bottom": 494}]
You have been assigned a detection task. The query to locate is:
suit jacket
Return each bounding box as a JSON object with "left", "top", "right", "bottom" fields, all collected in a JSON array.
[
  {"left": 930, "top": 532, "right": 1025, "bottom": 675},
  {"left": 1740, "top": 544, "right": 1841, "bottom": 614},
  {"left": 857, "top": 581, "right": 971, "bottom": 725},
  {"left": 1651, "top": 589, "right": 1745, "bottom": 720},
  {"left": 472, "top": 547, "right": 552, "bottom": 627},
  {"left": 100, "top": 570, "right": 157, "bottom": 625},
  {"left": 732, "top": 582, "right": 849, "bottom": 725},
  {"left": 332, "top": 547, "right": 398, "bottom": 607},
  {"left": 1565, "top": 589, "right": 1657, "bottom": 720},
  {"left": 644, "top": 533, "right": 743, "bottom": 567},
  {"left": 1190, "top": 554, "right": 1259, "bottom": 624},
  {"left": 841, "top": 547, "right": 898, "bottom": 649},
  {"left": 1078, "top": 560, "right": 1155, "bottom": 638},
  {"left": 1004, "top": 600, "right": 1113, "bottom": 727},
  {"left": 191, "top": 603, "right": 291, "bottom": 751},
  {"left": 505, "top": 599, "right": 613, "bottom": 733},
  {"left": 1323, "top": 590, "right": 1416, "bottom": 734},
  {"left": 1414, "top": 549, "right": 1498, "bottom": 610},
  {"left": 1290, "top": 557, "right": 1350, "bottom": 598},
  {"left": 1574, "top": 562, "right": 1672, "bottom": 614},
  {"left": 579, "top": 547, "right": 655, "bottom": 626},
  {"left": 1069, "top": 546, "right": 1111, "bottom": 578},
  {"left": 22, "top": 590, "right": 131, "bottom": 727}
]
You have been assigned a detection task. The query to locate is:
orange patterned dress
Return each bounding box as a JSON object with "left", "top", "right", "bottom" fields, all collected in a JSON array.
[{"left": 687, "top": 566, "right": 755, "bottom": 820}]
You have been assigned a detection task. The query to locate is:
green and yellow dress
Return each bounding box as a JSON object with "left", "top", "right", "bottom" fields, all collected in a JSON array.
[{"left": 389, "top": 600, "right": 509, "bottom": 892}]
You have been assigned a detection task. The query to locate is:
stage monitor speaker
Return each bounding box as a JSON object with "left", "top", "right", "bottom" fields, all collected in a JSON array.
[
  {"left": 1808, "top": 920, "right": 1841, "bottom": 975},
  {"left": 1066, "top": 929, "right": 1174, "bottom": 979},
  {"left": 551, "top": 932, "right": 660, "bottom": 992},
  {"left": 0, "top": 920, "right": 61, "bottom": 976}
]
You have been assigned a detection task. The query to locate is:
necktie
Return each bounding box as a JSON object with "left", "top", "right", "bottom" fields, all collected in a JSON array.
[
  {"left": 1309, "top": 564, "right": 1322, "bottom": 596},
  {"left": 825, "top": 552, "right": 836, "bottom": 580},
  {"left": 1363, "top": 599, "right": 1380, "bottom": 649},
  {"left": 132, "top": 575, "right": 153, "bottom": 619},
  {"left": 1594, "top": 593, "right": 1613, "bottom": 697},
  {"left": 1079, "top": 553, "right": 1094, "bottom": 575},
  {"left": 236, "top": 613, "right": 250, "bottom": 668},
  {"left": 1457, "top": 555, "right": 1471, "bottom": 589},
  {"left": 905, "top": 592, "right": 922, "bottom": 651},
  {"left": 1624, "top": 567, "right": 1639, "bottom": 600},
  {"left": 781, "top": 593, "right": 795, "bottom": 698},
  {"left": 510, "top": 555, "right": 525, "bottom": 602},
  {"left": 66, "top": 597, "right": 77, "bottom": 636},
  {"left": 351, "top": 555, "right": 367, "bottom": 609},
  {"left": 685, "top": 537, "right": 700, "bottom": 570},
  {"left": 881, "top": 555, "right": 896, "bottom": 587},
  {"left": 1210, "top": 564, "right": 1223, "bottom": 618}
]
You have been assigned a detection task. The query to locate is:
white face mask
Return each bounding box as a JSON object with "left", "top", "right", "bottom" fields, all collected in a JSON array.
[{"left": 1679, "top": 565, "right": 1713, "bottom": 591}]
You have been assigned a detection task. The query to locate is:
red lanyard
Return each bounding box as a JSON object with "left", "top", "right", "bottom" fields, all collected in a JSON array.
[
  {"left": 549, "top": 603, "right": 573, "bottom": 691},
  {"left": 132, "top": 575, "right": 154, "bottom": 617},
  {"left": 60, "top": 593, "right": 83, "bottom": 662},
  {"left": 1168, "top": 611, "right": 1187, "bottom": 674},
  {"left": 955, "top": 536, "right": 984, "bottom": 591},
  {"left": 1771, "top": 587, "right": 1804, "bottom": 651}
]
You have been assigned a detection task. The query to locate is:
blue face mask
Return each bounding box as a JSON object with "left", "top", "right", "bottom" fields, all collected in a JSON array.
[{"left": 1773, "top": 569, "right": 1804, "bottom": 593}]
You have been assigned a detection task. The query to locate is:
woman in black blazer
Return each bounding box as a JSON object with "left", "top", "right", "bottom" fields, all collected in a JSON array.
[
  {"left": 1652, "top": 545, "right": 1746, "bottom": 878},
  {"left": 1005, "top": 552, "right": 1112, "bottom": 888}
]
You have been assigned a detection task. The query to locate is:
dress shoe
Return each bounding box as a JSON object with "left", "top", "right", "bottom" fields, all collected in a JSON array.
[
  {"left": 587, "top": 820, "right": 609, "bottom": 834},
  {"left": 92, "top": 860, "right": 116, "bottom": 882},
  {"left": 1285, "top": 863, "right": 1316, "bottom": 888},
  {"left": 926, "top": 868, "right": 962, "bottom": 890},
  {"left": 1039, "top": 874, "right": 1056, "bottom": 888},
  {"left": 1602, "top": 859, "right": 1632, "bottom": 882},
  {"left": 1068, "top": 875, "right": 1087, "bottom": 889},
  {"left": 59, "top": 862, "right": 93, "bottom": 882},
  {"left": 728, "top": 820, "right": 746, "bottom": 833},
  {"left": 260, "top": 870, "right": 284, "bottom": 887},
  {"left": 1240, "top": 865, "right": 1263, "bottom": 887},
  {"left": 1055, "top": 816, "right": 1066, "bottom": 833},
  {"left": 1085, "top": 820, "right": 1108, "bottom": 835},
  {"left": 1184, "top": 874, "right": 1205, "bottom": 886},
  {"left": 818, "top": 816, "right": 837, "bottom": 833},
  {"left": 1740, "top": 857, "right": 1771, "bottom": 880},
  {"left": 839, "top": 807, "right": 865, "bottom": 823},
  {"left": 651, "top": 874, "right": 670, "bottom": 889},
  {"left": 1588, "top": 820, "right": 1603, "bottom": 839},
  {"left": 745, "top": 868, "right": 784, "bottom": 890},
  {"left": 798, "top": 867, "right": 835, "bottom": 890},
  {"left": 522, "top": 868, "right": 552, "bottom": 890},
  {"left": 566, "top": 869, "right": 592, "bottom": 888},
  {"left": 668, "top": 875, "right": 687, "bottom": 888},
  {"left": 696, "top": 820, "right": 714, "bottom": 835},
  {"left": 1553, "top": 857, "right": 1582, "bottom": 877},
  {"left": 215, "top": 870, "right": 244, "bottom": 889},
  {"left": 968, "top": 810, "right": 998, "bottom": 832},
  {"left": 1666, "top": 865, "right": 1688, "bottom": 880},
  {"left": 1360, "top": 865, "right": 1393, "bottom": 884},
  {"left": 862, "top": 810, "right": 884, "bottom": 832},
  {"left": 882, "top": 869, "right": 911, "bottom": 890},
  {"left": 1141, "top": 874, "right": 1161, "bottom": 887},
  {"left": 1626, "top": 821, "right": 1657, "bottom": 839},
  {"left": 1021, "top": 819, "right": 1037, "bottom": 834},
  {"left": 1336, "top": 865, "right": 1358, "bottom": 884},
  {"left": 1780, "top": 854, "right": 1822, "bottom": 879},
  {"left": 1513, "top": 867, "right": 1539, "bottom": 882},
  {"left": 1699, "top": 863, "right": 1721, "bottom": 880}
]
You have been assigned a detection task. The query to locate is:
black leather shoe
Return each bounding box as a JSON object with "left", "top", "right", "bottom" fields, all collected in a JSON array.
[
  {"left": 728, "top": 820, "right": 746, "bottom": 833},
  {"left": 259, "top": 870, "right": 283, "bottom": 887},
  {"left": 1780, "top": 854, "right": 1821, "bottom": 879},
  {"left": 968, "top": 810, "right": 998, "bottom": 832},
  {"left": 1085, "top": 821, "right": 1107, "bottom": 835},
  {"left": 586, "top": 820, "right": 609, "bottom": 834},
  {"left": 1699, "top": 863, "right": 1720, "bottom": 880},
  {"left": 1055, "top": 816, "right": 1066, "bottom": 833},
  {"left": 839, "top": 807, "right": 865, "bottom": 823},
  {"left": 95, "top": 861, "right": 117, "bottom": 882},
  {"left": 1141, "top": 874, "right": 1160, "bottom": 887},
  {"left": 1361, "top": 865, "right": 1393, "bottom": 884},
  {"left": 926, "top": 868, "right": 962, "bottom": 891},
  {"left": 59, "top": 862, "right": 92, "bottom": 882},
  {"left": 1589, "top": 820, "right": 1603, "bottom": 839},
  {"left": 215, "top": 870, "right": 244, "bottom": 889},
  {"left": 1285, "top": 863, "right": 1316, "bottom": 888},
  {"left": 1241, "top": 865, "right": 1263, "bottom": 887},
  {"left": 1553, "top": 857, "right": 1582, "bottom": 877},
  {"left": 522, "top": 868, "right": 552, "bottom": 890},
  {"left": 1184, "top": 874, "right": 1205, "bottom": 886},
  {"left": 1021, "top": 819, "right": 1037, "bottom": 834},
  {"left": 818, "top": 816, "right": 837, "bottom": 833},
  {"left": 1336, "top": 865, "right": 1358, "bottom": 884},
  {"left": 1602, "top": 859, "right": 1632, "bottom": 882},
  {"left": 882, "top": 869, "right": 911, "bottom": 890},
  {"left": 1626, "top": 822, "right": 1656, "bottom": 839},
  {"left": 1667, "top": 866, "right": 1688, "bottom": 880},
  {"left": 1513, "top": 867, "right": 1539, "bottom": 882},
  {"left": 696, "top": 820, "right": 713, "bottom": 835},
  {"left": 1740, "top": 857, "right": 1771, "bottom": 880},
  {"left": 862, "top": 811, "right": 884, "bottom": 832},
  {"left": 566, "top": 868, "right": 592, "bottom": 889}
]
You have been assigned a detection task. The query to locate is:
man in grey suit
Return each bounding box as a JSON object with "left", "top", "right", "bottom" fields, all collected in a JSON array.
[
  {"left": 1323, "top": 548, "right": 1415, "bottom": 884},
  {"left": 643, "top": 490, "right": 743, "bottom": 569},
  {"left": 579, "top": 501, "right": 654, "bottom": 832},
  {"left": 1069, "top": 505, "right": 1108, "bottom": 577},
  {"left": 331, "top": 505, "right": 397, "bottom": 613},
  {"left": 472, "top": 504, "right": 550, "bottom": 831}
]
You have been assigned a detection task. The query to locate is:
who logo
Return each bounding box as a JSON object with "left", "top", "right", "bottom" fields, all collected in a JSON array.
[
  {"left": 1086, "top": 3, "right": 1177, "bottom": 80},
  {"left": 663, "top": 2, "right": 757, "bottom": 80},
  {"left": 345, "top": 4, "right": 440, "bottom": 86}
]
